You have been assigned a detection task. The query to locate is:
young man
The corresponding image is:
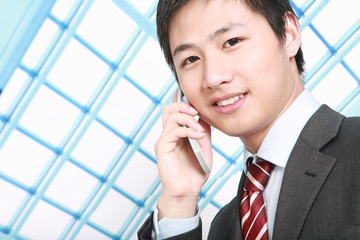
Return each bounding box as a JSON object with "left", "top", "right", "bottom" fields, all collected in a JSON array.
[{"left": 138, "top": 0, "right": 360, "bottom": 239}]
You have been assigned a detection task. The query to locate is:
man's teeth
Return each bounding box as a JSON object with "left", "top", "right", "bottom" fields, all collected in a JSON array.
[{"left": 216, "top": 94, "right": 244, "bottom": 107}]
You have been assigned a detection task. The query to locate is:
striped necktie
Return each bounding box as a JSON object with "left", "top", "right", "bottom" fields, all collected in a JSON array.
[{"left": 240, "top": 158, "right": 273, "bottom": 240}]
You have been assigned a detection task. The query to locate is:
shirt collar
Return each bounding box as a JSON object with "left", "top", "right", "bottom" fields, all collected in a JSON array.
[{"left": 244, "top": 89, "right": 321, "bottom": 170}]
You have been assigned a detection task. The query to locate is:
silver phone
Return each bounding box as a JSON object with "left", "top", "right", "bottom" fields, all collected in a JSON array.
[{"left": 177, "top": 87, "right": 211, "bottom": 174}]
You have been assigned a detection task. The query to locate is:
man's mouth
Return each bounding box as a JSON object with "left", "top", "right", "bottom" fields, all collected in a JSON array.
[{"left": 216, "top": 94, "right": 245, "bottom": 107}]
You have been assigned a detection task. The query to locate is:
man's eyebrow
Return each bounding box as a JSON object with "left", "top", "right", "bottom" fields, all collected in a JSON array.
[
  {"left": 172, "top": 23, "right": 244, "bottom": 57},
  {"left": 173, "top": 43, "right": 196, "bottom": 57}
]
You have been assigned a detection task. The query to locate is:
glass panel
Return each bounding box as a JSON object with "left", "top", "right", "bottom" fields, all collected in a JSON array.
[
  {"left": 115, "top": 151, "right": 157, "bottom": 199},
  {"left": 311, "top": 0, "right": 360, "bottom": 45},
  {"left": 0, "top": 130, "right": 52, "bottom": 186},
  {"left": 98, "top": 78, "right": 152, "bottom": 136},
  {"left": 0, "top": 69, "right": 30, "bottom": 115},
  {"left": 51, "top": 0, "right": 79, "bottom": 22},
  {"left": 74, "top": 225, "right": 112, "bottom": 240},
  {"left": 21, "top": 19, "right": 59, "bottom": 69},
  {"left": 19, "top": 201, "right": 72, "bottom": 239},
  {"left": 89, "top": 189, "right": 135, "bottom": 233},
  {"left": 0, "top": 179, "right": 27, "bottom": 226},
  {"left": 126, "top": 38, "right": 172, "bottom": 97},
  {"left": 45, "top": 161, "right": 98, "bottom": 211},
  {"left": 76, "top": 0, "right": 137, "bottom": 61},
  {"left": 312, "top": 65, "right": 358, "bottom": 108},
  {"left": 18, "top": 86, "right": 81, "bottom": 146},
  {"left": 71, "top": 121, "right": 125, "bottom": 174},
  {"left": 128, "top": 0, "right": 155, "bottom": 14},
  {"left": 47, "top": 39, "right": 109, "bottom": 105}
]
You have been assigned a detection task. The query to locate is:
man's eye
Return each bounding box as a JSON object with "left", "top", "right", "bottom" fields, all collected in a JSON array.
[
  {"left": 184, "top": 56, "right": 199, "bottom": 65},
  {"left": 224, "top": 38, "right": 240, "bottom": 48}
]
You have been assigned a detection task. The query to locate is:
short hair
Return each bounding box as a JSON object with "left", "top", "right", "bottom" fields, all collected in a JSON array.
[{"left": 156, "top": 0, "right": 305, "bottom": 76}]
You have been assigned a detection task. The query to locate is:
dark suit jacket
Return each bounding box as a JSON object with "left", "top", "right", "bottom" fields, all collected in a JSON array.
[{"left": 138, "top": 105, "right": 360, "bottom": 239}]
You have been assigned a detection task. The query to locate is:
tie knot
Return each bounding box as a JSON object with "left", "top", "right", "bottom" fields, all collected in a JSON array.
[{"left": 244, "top": 160, "right": 272, "bottom": 192}]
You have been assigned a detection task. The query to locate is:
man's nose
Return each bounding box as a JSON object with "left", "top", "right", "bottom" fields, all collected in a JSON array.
[{"left": 202, "top": 53, "right": 233, "bottom": 89}]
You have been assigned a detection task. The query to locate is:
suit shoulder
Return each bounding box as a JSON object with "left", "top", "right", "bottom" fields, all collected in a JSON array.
[
  {"left": 322, "top": 114, "right": 360, "bottom": 161},
  {"left": 337, "top": 116, "right": 360, "bottom": 143},
  {"left": 342, "top": 116, "right": 360, "bottom": 130}
]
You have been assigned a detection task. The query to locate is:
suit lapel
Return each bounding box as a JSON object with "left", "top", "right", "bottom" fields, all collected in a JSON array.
[
  {"left": 272, "top": 139, "right": 336, "bottom": 239},
  {"left": 273, "top": 105, "right": 344, "bottom": 240},
  {"left": 233, "top": 173, "right": 246, "bottom": 239}
]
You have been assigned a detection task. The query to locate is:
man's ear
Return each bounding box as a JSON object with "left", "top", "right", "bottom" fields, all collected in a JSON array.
[{"left": 284, "top": 12, "right": 301, "bottom": 58}]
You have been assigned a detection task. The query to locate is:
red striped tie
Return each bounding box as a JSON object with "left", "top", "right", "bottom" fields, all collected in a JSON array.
[{"left": 240, "top": 159, "right": 272, "bottom": 240}]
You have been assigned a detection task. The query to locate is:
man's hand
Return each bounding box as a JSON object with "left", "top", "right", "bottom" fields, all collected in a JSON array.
[{"left": 155, "top": 91, "right": 212, "bottom": 220}]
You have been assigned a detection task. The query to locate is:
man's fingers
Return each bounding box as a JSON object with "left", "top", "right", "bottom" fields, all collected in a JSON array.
[{"left": 162, "top": 102, "right": 198, "bottom": 126}]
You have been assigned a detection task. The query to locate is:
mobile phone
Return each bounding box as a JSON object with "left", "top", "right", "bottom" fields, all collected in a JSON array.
[{"left": 177, "top": 87, "right": 211, "bottom": 174}]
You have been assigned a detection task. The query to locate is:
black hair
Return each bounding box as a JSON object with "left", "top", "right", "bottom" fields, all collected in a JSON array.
[{"left": 156, "top": 0, "right": 305, "bottom": 76}]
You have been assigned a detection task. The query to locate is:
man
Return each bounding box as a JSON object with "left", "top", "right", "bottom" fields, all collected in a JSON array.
[{"left": 138, "top": 0, "right": 360, "bottom": 239}]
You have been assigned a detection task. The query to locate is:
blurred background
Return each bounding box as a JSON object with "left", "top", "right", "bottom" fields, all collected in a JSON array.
[{"left": 0, "top": 0, "right": 359, "bottom": 239}]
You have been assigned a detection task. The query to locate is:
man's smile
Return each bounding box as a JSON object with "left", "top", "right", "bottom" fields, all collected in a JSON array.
[{"left": 216, "top": 93, "right": 245, "bottom": 107}]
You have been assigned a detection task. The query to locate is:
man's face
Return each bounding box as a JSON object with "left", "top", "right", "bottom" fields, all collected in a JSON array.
[{"left": 169, "top": 0, "right": 303, "bottom": 148}]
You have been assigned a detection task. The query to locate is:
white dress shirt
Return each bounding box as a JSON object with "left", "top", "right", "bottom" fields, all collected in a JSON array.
[{"left": 154, "top": 89, "right": 321, "bottom": 239}]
